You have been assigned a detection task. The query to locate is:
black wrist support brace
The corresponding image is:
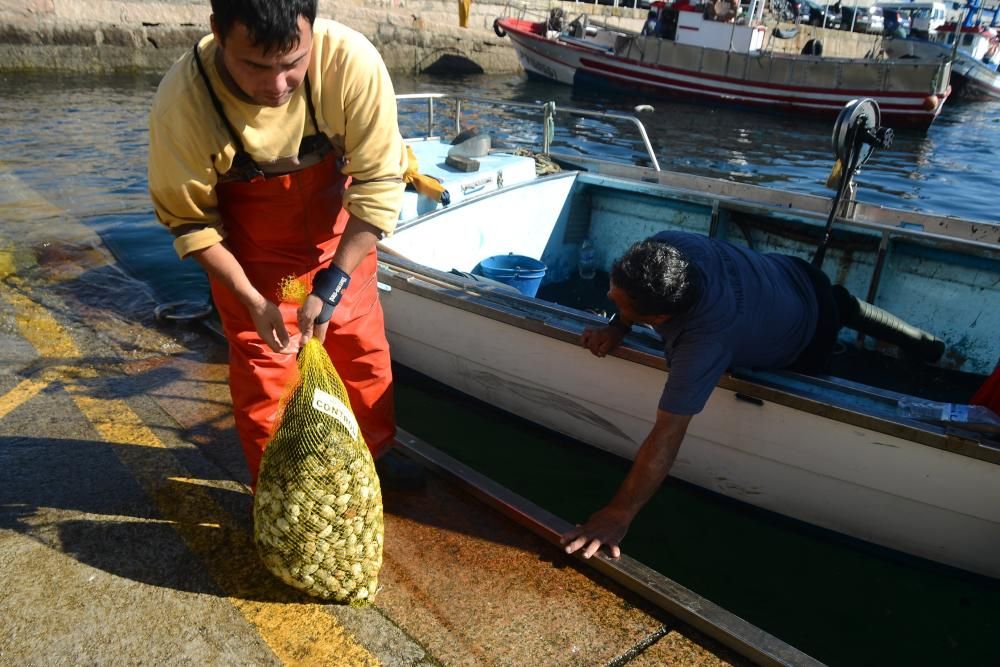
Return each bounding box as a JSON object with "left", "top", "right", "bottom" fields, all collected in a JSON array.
[{"left": 311, "top": 265, "right": 351, "bottom": 324}]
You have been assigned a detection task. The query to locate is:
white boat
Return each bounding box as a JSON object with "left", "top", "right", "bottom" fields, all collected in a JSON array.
[
  {"left": 380, "top": 94, "right": 1000, "bottom": 579},
  {"left": 492, "top": 0, "right": 953, "bottom": 128}
]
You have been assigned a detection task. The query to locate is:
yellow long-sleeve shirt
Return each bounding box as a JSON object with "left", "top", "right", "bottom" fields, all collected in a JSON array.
[{"left": 148, "top": 18, "right": 406, "bottom": 259}]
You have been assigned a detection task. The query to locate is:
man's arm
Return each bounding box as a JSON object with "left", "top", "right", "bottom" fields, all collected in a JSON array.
[
  {"left": 297, "top": 214, "right": 382, "bottom": 345},
  {"left": 190, "top": 243, "right": 293, "bottom": 354},
  {"left": 561, "top": 409, "right": 694, "bottom": 558}
]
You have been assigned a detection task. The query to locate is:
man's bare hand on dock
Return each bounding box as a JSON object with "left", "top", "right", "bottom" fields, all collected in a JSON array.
[{"left": 560, "top": 506, "right": 630, "bottom": 559}]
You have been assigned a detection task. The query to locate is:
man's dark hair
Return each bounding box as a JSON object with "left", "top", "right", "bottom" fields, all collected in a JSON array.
[
  {"left": 611, "top": 239, "right": 702, "bottom": 316},
  {"left": 211, "top": 0, "right": 317, "bottom": 53}
]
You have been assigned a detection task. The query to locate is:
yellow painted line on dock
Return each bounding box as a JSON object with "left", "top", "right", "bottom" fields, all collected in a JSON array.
[
  {"left": 0, "top": 237, "right": 378, "bottom": 664},
  {"left": 0, "top": 378, "right": 48, "bottom": 420}
]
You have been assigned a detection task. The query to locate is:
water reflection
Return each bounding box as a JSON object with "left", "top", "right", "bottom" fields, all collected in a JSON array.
[{"left": 391, "top": 72, "right": 1000, "bottom": 220}]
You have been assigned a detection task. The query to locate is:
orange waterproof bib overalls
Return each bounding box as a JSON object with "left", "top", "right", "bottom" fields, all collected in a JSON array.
[{"left": 194, "top": 48, "right": 395, "bottom": 486}]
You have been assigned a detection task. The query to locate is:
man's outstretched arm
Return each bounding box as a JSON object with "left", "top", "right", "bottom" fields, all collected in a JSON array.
[{"left": 561, "top": 409, "right": 693, "bottom": 559}]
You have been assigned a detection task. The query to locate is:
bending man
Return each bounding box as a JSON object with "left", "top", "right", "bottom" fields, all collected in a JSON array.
[{"left": 563, "top": 230, "right": 841, "bottom": 558}]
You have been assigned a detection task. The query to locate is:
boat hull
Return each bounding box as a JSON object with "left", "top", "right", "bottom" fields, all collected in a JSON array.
[
  {"left": 379, "top": 267, "right": 1000, "bottom": 579},
  {"left": 501, "top": 18, "right": 950, "bottom": 128}
]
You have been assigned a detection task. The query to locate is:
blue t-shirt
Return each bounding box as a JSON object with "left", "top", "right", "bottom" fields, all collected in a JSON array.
[{"left": 651, "top": 231, "right": 818, "bottom": 415}]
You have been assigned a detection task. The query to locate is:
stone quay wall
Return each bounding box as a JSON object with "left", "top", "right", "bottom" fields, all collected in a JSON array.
[{"left": 0, "top": 0, "right": 647, "bottom": 74}]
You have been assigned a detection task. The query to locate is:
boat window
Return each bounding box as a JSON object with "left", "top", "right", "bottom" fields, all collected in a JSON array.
[{"left": 963, "top": 34, "right": 975, "bottom": 46}]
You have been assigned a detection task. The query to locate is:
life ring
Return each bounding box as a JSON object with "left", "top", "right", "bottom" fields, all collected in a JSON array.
[{"left": 493, "top": 18, "right": 507, "bottom": 38}]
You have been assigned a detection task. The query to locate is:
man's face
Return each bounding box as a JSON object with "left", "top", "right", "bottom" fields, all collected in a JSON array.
[
  {"left": 213, "top": 15, "right": 313, "bottom": 107},
  {"left": 608, "top": 281, "right": 670, "bottom": 326}
]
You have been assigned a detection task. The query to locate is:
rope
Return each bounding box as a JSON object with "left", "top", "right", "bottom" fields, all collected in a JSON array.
[
  {"left": 513, "top": 148, "right": 562, "bottom": 175},
  {"left": 542, "top": 101, "right": 556, "bottom": 149},
  {"left": 604, "top": 625, "right": 673, "bottom": 667}
]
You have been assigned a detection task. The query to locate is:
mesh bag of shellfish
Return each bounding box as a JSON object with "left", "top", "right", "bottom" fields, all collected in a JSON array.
[{"left": 253, "top": 278, "right": 384, "bottom": 603}]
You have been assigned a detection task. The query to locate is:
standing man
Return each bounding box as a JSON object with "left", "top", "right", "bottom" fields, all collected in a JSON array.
[
  {"left": 562, "top": 231, "right": 842, "bottom": 558},
  {"left": 148, "top": 0, "right": 407, "bottom": 488}
]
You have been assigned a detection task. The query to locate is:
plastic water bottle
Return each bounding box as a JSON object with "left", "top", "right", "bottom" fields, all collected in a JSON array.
[
  {"left": 578, "top": 238, "right": 596, "bottom": 280},
  {"left": 897, "top": 398, "right": 1000, "bottom": 427}
]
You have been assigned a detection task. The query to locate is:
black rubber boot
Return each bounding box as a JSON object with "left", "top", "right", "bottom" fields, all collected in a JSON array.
[{"left": 832, "top": 285, "right": 945, "bottom": 363}]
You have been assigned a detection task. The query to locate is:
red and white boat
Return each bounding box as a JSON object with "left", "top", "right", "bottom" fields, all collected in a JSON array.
[{"left": 494, "top": 0, "right": 952, "bottom": 128}]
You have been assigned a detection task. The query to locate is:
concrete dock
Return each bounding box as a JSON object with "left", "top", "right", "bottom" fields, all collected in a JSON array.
[{"left": 0, "top": 214, "right": 755, "bottom": 664}]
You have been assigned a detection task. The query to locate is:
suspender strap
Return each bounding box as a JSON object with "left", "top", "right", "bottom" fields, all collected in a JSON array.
[{"left": 192, "top": 44, "right": 265, "bottom": 182}]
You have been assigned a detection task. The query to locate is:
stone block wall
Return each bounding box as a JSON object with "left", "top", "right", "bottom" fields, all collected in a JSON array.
[{"left": 0, "top": 0, "right": 646, "bottom": 74}]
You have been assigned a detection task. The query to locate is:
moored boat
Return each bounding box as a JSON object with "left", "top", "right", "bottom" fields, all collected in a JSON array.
[
  {"left": 884, "top": 18, "right": 1000, "bottom": 100},
  {"left": 380, "top": 93, "right": 1000, "bottom": 579},
  {"left": 493, "top": 0, "right": 953, "bottom": 128}
]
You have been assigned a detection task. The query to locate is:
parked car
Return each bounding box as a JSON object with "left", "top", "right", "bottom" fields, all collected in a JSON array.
[
  {"left": 841, "top": 5, "right": 884, "bottom": 33},
  {"left": 800, "top": 0, "right": 842, "bottom": 28},
  {"left": 773, "top": 0, "right": 801, "bottom": 21}
]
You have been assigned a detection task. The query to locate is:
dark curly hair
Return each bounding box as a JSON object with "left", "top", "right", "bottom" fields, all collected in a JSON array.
[
  {"left": 211, "top": 0, "right": 317, "bottom": 54},
  {"left": 611, "top": 239, "right": 702, "bottom": 316}
]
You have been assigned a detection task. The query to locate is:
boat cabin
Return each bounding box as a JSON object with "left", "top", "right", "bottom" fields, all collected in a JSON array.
[
  {"left": 642, "top": 0, "right": 767, "bottom": 52},
  {"left": 931, "top": 22, "right": 1000, "bottom": 66}
]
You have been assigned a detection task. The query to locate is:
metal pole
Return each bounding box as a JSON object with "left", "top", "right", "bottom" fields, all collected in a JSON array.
[{"left": 849, "top": 0, "right": 859, "bottom": 33}]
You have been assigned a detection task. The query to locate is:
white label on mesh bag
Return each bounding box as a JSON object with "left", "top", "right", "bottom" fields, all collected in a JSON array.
[{"left": 311, "top": 388, "right": 360, "bottom": 440}]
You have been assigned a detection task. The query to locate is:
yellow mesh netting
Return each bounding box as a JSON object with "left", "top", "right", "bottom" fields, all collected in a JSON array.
[{"left": 253, "top": 276, "right": 384, "bottom": 603}]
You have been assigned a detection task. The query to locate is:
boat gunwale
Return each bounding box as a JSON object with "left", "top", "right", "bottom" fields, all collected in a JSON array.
[
  {"left": 557, "top": 154, "right": 1000, "bottom": 249},
  {"left": 378, "top": 256, "right": 1000, "bottom": 467}
]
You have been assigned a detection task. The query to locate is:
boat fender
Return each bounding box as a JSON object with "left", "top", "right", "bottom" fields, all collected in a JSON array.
[
  {"left": 922, "top": 95, "right": 940, "bottom": 112},
  {"left": 801, "top": 39, "right": 823, "bottom": 56},
  {"left": 493, "top": 18, "right": 507, "bottom": 38}
]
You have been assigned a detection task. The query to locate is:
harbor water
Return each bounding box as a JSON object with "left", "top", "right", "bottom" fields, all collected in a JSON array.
[{"left": 1, "top": 70, "right": 999, "bottom": 666}]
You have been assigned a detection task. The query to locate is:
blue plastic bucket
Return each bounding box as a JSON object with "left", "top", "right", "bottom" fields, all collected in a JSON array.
[{"left": 478, "top": 254, "right": 547, "bottom": 297}]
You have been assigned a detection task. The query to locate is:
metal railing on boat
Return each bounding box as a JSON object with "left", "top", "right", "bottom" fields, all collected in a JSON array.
[
  {"left": 396, "top": 92, "right": 662, "bottom": 171},
  {"left": 394, "top": 427, "right": 824, "bottom": 667}
]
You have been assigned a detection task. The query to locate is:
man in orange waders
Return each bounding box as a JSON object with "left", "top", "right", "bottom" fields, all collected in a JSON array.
[{"left": 147, "top": 0, "right": 406, "bottom": 489}]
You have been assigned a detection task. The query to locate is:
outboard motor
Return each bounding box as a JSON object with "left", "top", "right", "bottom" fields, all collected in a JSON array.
[{"left": 813, "top": 99, "right": 944, "bottom": 363}]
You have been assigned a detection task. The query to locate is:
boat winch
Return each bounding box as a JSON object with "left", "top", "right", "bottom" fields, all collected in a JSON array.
[{"left": 813, "top": 98, "right": 893, "bottom": 269}]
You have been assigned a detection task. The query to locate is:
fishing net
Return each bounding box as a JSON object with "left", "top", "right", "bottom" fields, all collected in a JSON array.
[{"left": 253, "top": 276, "right": 384, "bottom": 603}]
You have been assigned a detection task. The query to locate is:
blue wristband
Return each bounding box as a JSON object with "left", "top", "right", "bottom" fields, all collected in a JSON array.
[{"left": 311, "top": 265, "right": 351, "bottom": 324}]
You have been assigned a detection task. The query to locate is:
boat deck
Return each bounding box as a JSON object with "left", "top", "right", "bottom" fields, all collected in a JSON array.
[{"left": 0, "top": 218, "right": 814, "bottom": 664}]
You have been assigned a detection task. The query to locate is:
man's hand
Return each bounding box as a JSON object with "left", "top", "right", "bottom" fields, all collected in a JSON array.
[
  {"left": 581, "top": 325, "right": 626, "bottom": 358},
  {"left": 560, "top": 505, "right": 632, "bottom": 559},
  {"left": 246, "top": 294, "right": 293, "bottom": 354},
  {"left": 297, "top": 293, "right": 332, "bottom": 346}
]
